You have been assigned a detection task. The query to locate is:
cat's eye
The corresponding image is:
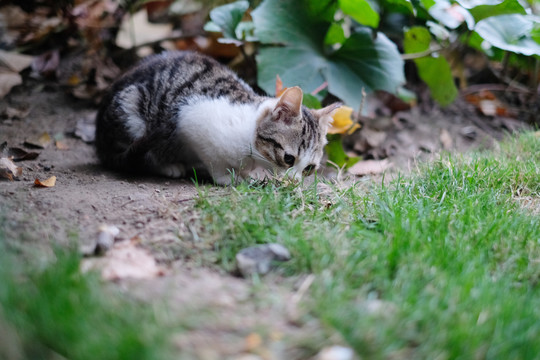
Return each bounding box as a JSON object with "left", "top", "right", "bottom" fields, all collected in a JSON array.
[
  {"left": 284, "top": 153, "right": 295, "bottom": 167},
  {"left": 303, "top": 164, "right": 316, "bottom": 176}
]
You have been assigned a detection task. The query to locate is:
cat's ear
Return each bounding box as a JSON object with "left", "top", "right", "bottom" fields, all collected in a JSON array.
[
  {"left": 273, "top": 86, "right": 303, "bottom": 123},
  {"left": 313, "top": 103, "right": 342, "bottom": 129}
]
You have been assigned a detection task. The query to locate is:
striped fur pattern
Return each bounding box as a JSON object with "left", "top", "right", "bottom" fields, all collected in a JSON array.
[{"left": 95, "top": 51, "right": 339, "bottom": 185}]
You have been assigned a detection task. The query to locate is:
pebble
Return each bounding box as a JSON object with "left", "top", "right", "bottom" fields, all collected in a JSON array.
[
  {"left": 316, "top": 346, "right": 355, "bottom": 360},
  {"left": 235, "top": 243, "right": 291, "bottom": 277},
  {"left": 96, "top": 224, "right": 120, "bottom": 254}
]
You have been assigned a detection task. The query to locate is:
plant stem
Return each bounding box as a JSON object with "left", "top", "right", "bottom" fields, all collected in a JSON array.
[{"left": 401, "top": 45, "right": 444, "bottom": 60}]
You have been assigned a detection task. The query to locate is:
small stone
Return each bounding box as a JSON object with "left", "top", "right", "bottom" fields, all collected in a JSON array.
[
  {"left": 236, "top": 243, "right": 291, "bottom": 277},
  {"left": 96, "top": 225, "right": 120, "bottom": 254},
  {"left": 317, "top": 346, "right": 355, "bottom": 360}
]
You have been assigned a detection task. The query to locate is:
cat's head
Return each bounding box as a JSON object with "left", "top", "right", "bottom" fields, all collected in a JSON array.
[{"left": 255, "top": 86, "right": 340, "bottom": 178}]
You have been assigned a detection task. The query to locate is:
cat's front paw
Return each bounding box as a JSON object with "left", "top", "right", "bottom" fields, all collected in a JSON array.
[{"left": 157, "top": 164, "right": 186, "bottom": 178}]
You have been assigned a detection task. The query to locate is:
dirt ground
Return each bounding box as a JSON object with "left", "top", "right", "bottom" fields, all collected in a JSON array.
[{"left": 0, "top": 81, "right": 532, "bottom": 359}]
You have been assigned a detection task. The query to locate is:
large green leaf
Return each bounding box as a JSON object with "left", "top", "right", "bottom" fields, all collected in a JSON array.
[
  {"left": 325, "top": 134, "right": 360, "bottom": 168},
  {"left": 252, "top": 0, "right": 404, "bottom": 110},
  {"left": 460, "top": 0, "right": 526, "bottom": 22},
  {"left": 327, "top": 29, "right": 405, "bottom": 106},
  {"left": 339, "top": 0, "right": 380, "bottom": 28},
  {"left": 404, "top": 26, "right": 457, "bottom": 106},
  {"left": 475, "top": 14, "right": 540, "bottom": 56},
  {"left": 209, "top": 0, "right": 249, "bottom": 40}
]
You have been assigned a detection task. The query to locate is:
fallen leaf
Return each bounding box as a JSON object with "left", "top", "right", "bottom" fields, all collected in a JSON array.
[
  {"left": 115, "top": 10, "right": 173, "bottom": 49},
  {"left": 0, "top": 157, "right": 22, "bottom": 180},
  {"left": 1, "top": 146, "right": 39, "bottom": 161},
  {"left": 2, "top": 105, "right": 30, "bottom": 120},
  {"left": 34, "top": 175, "right": 56, "bottom": 187},
  {"left": 464, "top": 90, "right": 513, "bottom": 117},
  {"left": 81, "top": 240, "right": 165, "bottom": 280},
  {"left": 55, "top": 140, "right": 69, "bottom": 150},
  {"left": 24, "top": 132, "right": 52, "bottom": 149},
  {"left": 1, "top": 141, "right": 40, "bottom": 161},
  {"left": 347, "top": 159, "right": 392, "bottom": 176},
  {"left": 245, "top": 333, "right": 263, "bottom": 352},
  {"left": 328, "top": 106, "right": 361, "bottom": 135},
  {"left": 31, "top": 50, "right": 60, "bottom": 78},
  {"left": 0, "top": 50, "right": 34, "bottom": 73},
  {"left": 0, "top": 70, "right": 22, "bottom": 99},
  {"left": 74, "top": 115, "right": 96, "bottom": 143}
]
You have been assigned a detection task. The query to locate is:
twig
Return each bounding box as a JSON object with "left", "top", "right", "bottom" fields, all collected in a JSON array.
[
  {"left": 357, "top": 88, "right": 366, "bottom": 122},
  {"left": 287, "top": 274, "right": 315, "bottom": 323},
  {"left": 401, "top": 45, "right": 444, "bottom": 60},
  {"left": 460, "top": 83, "right": 533, "bottom": 96},
  {"left": 311, "top": 81, "right": 328, "bottom": 96}
]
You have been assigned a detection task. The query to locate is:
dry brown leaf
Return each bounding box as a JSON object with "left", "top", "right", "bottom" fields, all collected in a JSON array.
[
  {"left": 81, "top": 240, "right": 165, "bottom": 280},
  {"left": 2, "top": 105, "right": 30, "bottom": 120},
  {"left": 0, "top": 50, "right": 34, "bottom": 73},
  {"left": 348, "top": 159, "right": 392, "bottom": 176},
  {"left": 116, "top": 10, "right": 173, "bottom": 49},
  {"left": 0, "top": 5, "right": 29, "bottom": 29},
  {"left": 0, "top": 70, "right": 22, "bottom": 99},
  {"left": 0, "top": 157, "right": 22, "bottom": 181},
  {"left": 55, "top": 140, "right": 69, "bottom": 150},
  {"left": 24, "top": 132, "right": 52, "bottom": 149},
  {"left": 245, "top": 333, "right": 263, "bottom": 352},
  {"left": 34, "top": 175, "right": 56, "bottom": 187},
  {"left": 0, "top": 145, "right": 39, "bottom": 161}
]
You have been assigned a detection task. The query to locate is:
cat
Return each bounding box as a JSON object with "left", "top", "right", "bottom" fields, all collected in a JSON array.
[{"left": 95, "top": 51, "right": 340, "bottom": 185}]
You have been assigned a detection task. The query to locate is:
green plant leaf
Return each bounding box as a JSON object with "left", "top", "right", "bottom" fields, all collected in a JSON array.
[
  {"left": 203, "top": 21, "right": 221, "bottom": 32},
  {"left": 305, "top": 0, "right": 339, "bottom": 22},
  {"left": 339, "top": 0, "right": 380, "bottom": 28},
  {"left": 460, "top": 0, "right": 526, "bottom": 22},
  {"left": 235, "top": 21, "right": 257, "bottom": 42},
  {"left": 475, "top": 14, "right": 540, "bottom": 56},
  {"left": 381, "top": 0, "right": 415, "bottom": 15},
  {"left": 327, "top": 29, "right": 405, "bottom": 107},
  {"left": 302, "top": 94, "right": 322, "bottom": 109},
  {"left": 325, "top": 134, "right": 360, "bottom": 168},
  {"left": 253, "top": 0, "right": 404, "bottom": 109},
  {"left": 209, "top": 0, "right": 249, "bottom": 40},
  {"left": 404, "top": 26, "right": 458, "bottom": 106},
  {"left": 325, "top": 22, "right": 346, "bottom": 45}
]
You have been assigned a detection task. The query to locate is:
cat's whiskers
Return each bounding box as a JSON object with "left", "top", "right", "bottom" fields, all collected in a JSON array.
[{"left": 245, "top": 146, "right": 274, "bottom": 169}]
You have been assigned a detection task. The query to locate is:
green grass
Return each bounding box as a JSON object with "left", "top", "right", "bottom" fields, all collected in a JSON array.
[
  {"left": 0, "top": 246, "right": 172, "bottom": 360},
  {"left": 195, "top": 132, "right": 540, "bottom": 358},
  {"left": 0, "top": 132, "right": 538, "bottom": 359}
]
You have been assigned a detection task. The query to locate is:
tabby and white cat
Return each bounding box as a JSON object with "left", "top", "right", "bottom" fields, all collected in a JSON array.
[{"left": 95, "top": 51, "right": 339, "bottom": 185}]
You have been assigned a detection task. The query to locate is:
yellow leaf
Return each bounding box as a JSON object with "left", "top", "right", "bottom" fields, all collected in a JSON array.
[
  {"left": 34, "top": 175, "right": 56, "bottom": 187},
  {"left": 245, "top": 333, "right": 262, "bottom": 351},
  {"left": 328, "top": 106, "right": 361, "bottom": 135},
  {"left": 67, "top": 74, "right": 81, "bottom": 86}
]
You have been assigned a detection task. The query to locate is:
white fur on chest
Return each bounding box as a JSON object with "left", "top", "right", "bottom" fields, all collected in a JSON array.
[{"left": 177, "top": 96, "right": 270, "bottom": 177}]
